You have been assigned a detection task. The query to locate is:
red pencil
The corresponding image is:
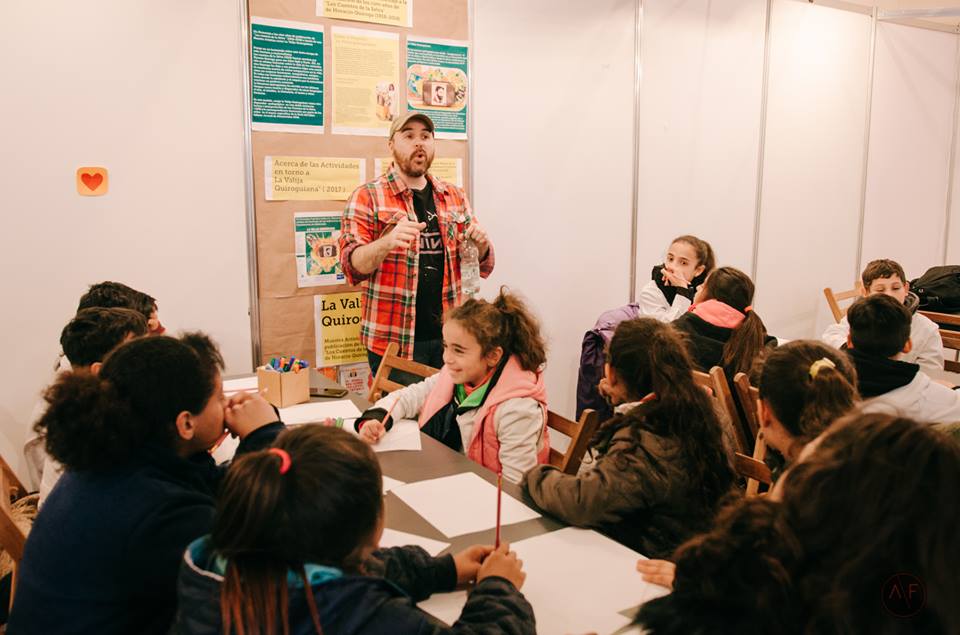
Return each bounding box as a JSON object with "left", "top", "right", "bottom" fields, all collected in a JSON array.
[{"left": 495, "top": 469, "right": 503, "bottom": 548}]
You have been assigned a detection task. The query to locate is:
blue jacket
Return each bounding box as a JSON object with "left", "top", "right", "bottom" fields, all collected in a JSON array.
[
  {"left": 7, "top": 423, "right": 283, "bottom": 635},
  {"left": 171, "top": 537, "right": 536, "bottom": 635}
]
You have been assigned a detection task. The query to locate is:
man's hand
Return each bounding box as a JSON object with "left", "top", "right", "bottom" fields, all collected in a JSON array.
[
  {"left": 382, "top": 211, "right": 426, "bottom": 252},
  {"left": 462, "top": 221, "right": 491, "bottom": 260}
]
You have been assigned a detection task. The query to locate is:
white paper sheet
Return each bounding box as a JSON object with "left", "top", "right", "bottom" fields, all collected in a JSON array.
[
  {"left": 371, "top": 419, "right": 422, "bottom": 452},
  {"left": 223, "top": 376, "right": 259, "bottom": 395},
  {"left": 379, "top": 528, "right": 450, "bottom": 557},
  {"left": 418, "top": 527, "right": 670, "bottom": 634},
  {"left": 279, "top": 400, "right": 362, "bottom": 425},
  {"left": 391, "top": 472, "right": 540, "bottom": 538},
  {"left": 382, "top": 475, "right": 405, "bottom": 494}
]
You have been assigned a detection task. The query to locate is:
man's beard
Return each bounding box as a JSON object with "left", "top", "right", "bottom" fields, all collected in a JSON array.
[{"left": 394, "top": 148, "right": 434, "bottom": 178}]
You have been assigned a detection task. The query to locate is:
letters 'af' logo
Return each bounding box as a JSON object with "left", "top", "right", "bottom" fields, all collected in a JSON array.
[{"left": 881, "top": 573, "right": 926, "bottom": 618}]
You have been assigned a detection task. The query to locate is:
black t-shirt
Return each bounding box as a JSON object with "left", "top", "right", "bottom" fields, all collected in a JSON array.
[{"left": 411, "top": 182, "right": 444, "bottom": 341}]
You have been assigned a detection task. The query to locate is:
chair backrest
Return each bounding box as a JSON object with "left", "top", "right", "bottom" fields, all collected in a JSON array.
[
  {"left": 823, "top": 284, "right": 862, "bottom": 323},
  {"left": 547, "top": 409, "right": 600, "bottom": 475},
  {"left": 735, "top": 450, "right": 772, "bottom": 496},
  {"left": 692, "top": 368, "right": 751, "bottom": 455},
  {"left": 0, "top": 454, "right": 27, "bottom": 513},
  {"left": 367, "top": 342, "right": 440, "bottom": 402},
  {"left": 919, "top": 310, "right": 960, "bottom": 373},
  {"left": 0, "top": 496, "right": 27, "bottom": 610},
  {"left": 733, "top": 372, "right": 761, "bottom": 440}
]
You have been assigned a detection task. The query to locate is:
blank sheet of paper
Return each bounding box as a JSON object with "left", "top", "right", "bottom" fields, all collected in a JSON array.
[
  {"left": 279, "top": 400, "right": 362, "bottom": 425},
  {"left": 223, "top": 376, "right": 259, "bottom": 396},
  {"left": 379, "top": 528, "right": 450, "bottom": 557},
  {"left": 391, "top": 472, "right": 540, "bottom": 538},
  {"left": 371, "top": 419, "right": 422, "bottom": 452},
  {"left": 419, "top": 527, "right": 670, "bottom": 634},
  {"left": 382, "top": 475, "right": 405, "bottom": 494}
]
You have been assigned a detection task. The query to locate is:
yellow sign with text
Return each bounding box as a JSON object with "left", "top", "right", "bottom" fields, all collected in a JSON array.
[
  {"left": 375, "top": 157, "right": 463, "bottom": 188},
  {"left": 314, "top": 292, "right": 367, "bottom": 366},
  {"left": 318, "top": 0, "right": 411, "bottom": 28},
  {"left": 332, "top": 27, "right": 400, "bottom": 136},
  {"left": 265, "top": 156, "right": 365, "bottom": 201}
]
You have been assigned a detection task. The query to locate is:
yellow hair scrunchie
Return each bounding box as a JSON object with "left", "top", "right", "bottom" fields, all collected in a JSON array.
[{"left": 809, "top": 358, "right": 836, "bottom": 379}]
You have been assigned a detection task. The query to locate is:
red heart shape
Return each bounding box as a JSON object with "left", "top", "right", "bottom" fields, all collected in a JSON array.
[{"left": 81, "top": 173, "right": 103, "bottom": 191}]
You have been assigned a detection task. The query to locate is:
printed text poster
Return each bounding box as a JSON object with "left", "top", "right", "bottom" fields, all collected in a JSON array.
[
  {"left": 251, "top": 18, "right": 324, "bottom": 133},
  {"left": 315, "top": 292, "right": 367, "bottom": 366},
  {"left": 317, "top": 0, "right": 412, "bottom": 28},
  {"left": 406, "top": 37, "right": 468, "bottom": 139},
  {"left": 375, "top": 157, "right": 462, "bottom": 188},
  {"left": 295, "top": 212, "right": 345, "bottom": 288},
  {"left": 265, "top": 156, "right": 365, "bottom": 201},
  {"left": 332, "top": 27, "right": 400, "bottom": 136}
]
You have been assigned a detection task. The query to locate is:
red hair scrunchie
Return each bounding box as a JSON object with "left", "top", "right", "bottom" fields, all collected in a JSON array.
[{"left": 267, "top": 447, "right": 292, "bottom": 475}]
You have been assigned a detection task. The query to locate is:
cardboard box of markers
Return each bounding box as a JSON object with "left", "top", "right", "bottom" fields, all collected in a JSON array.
[{"left": 257, "top": 357, "right": 310, "bottom": 408}]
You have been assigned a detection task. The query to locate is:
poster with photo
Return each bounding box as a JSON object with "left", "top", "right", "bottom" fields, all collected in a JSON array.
[
  {"left": 406, "top": 36, "right": 468, "bottom": 139},
  {"left": 295, "top": 212, "right": 345, "bottom": 288},
  {"left": 332, "top": 27, "right": 400, "bottom": 136}
]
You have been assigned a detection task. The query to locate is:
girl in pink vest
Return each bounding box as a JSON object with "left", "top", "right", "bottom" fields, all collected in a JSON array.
[{"left": 356, "top": 289, "right": 550, "bottom": 483}]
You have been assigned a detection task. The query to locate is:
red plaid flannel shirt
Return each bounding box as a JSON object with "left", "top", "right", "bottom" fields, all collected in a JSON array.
[{"left": 339, "top": 165, "right": 495, "bottom": 358}]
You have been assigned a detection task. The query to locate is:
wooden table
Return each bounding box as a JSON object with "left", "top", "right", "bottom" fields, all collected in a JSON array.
[{"left": 308, "top": 373, "right": 565, "bottom": 554}]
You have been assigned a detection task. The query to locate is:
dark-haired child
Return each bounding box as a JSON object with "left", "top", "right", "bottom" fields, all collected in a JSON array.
[
  {"left": 32, "top": 307, "right": 149, "bottom": 506},
  {"left": 356, "top": 289, "right": 549, "bottom": 484},
  {"left": 171, "top": 425, "right": 534, "bottom": 635},
  {"left": 673, "top": 266, "right": 776, "bottom": 378},
  {"left": 9, "top": 334, "right": 283, "bottom": 635},
  {"left": 756, "top": 340, "right": 859, "bottom": 463},
  {"left": 635, "top": 413, "right": 960, "bottom": 634},
  {"left": 823, "top": 258, "right": 943, "bottom": 374},
  {"left": 524, "top": 318, "right": 736, "bottom": 559},
  {"left": 638, "top": 235, "right": 716, "bottom": 322},
  {"left": 846, "top": 294, "right": 960, "bottom": 423},
  {"left": 77, "top": 280, "right": 165, "bottom": 335}
]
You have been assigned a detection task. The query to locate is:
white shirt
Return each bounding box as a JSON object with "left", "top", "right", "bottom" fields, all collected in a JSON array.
[
  {"left": 637, "top": 280, "right": 692, "bottom": 323},
  {"left": 822, "top": 312, "right": 944, "bottom": 376}
]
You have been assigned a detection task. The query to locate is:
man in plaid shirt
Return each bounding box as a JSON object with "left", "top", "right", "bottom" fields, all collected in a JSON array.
[{"left": 339, "top": 113, "right": 495, "bottom": 377}]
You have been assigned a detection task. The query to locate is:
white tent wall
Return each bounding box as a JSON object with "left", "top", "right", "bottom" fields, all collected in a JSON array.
[
  {"left": 861, "top": 22, "right": 959, "bottom": 279},
  {"left": 0, "top": 2, "right": 253, "bottom": 484},
  {"left": 634, "top": 0, "right": 767, "bottom": 285},
  {"left": 753, "top": 0, "right": 873, "bottom": 340},
  {"left": 472, "top": 0, "right": 636, "bottom": 418}
]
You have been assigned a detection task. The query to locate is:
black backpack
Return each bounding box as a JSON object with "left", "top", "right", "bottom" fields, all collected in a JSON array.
[{"left": 910, "top": 266, "right": 960, "bottom": 312}]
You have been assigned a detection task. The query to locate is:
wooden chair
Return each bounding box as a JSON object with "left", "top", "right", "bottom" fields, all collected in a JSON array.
[
  {"left": 735, "top": 449, "right": 772, "bottom": 497},
  {"left": 732, "top": 372, "right": 771, "bottom": 495},
  {"left": 733, "top": 372, "right": 761, "bottom": 441},
  {"left": 693, "top": 368, "right": 751, "bottom": 455},
  {"left": 0, "top": 501, "right": 26, "bottom": 611},
  {"left": 547, "top": 409, "right": 601, "bottom": 475},
  {"left": 367, "top": 342, "right": 440, "bottom": 402},
  {"left": 0, "top": 455, "right": 28, "bottom": 510},
  {"left": 823, "top": 283, "right": 863, "bottom": 323},
  {"left": 918, "top": 310, "right": 960, "bottom": 373}
]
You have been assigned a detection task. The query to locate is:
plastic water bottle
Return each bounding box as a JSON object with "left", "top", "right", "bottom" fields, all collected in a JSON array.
[{"left": 460, "top": 238, "right": 481, "bottom": 298}]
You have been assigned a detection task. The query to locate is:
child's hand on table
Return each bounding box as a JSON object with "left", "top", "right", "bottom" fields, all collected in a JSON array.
[
  {"left": 452, "top": 544, "right": 495, "bottom": 586},
  {"left": 477, "top": 542, "right": 526, "bottom": 590},
  {"left": 358, "top": 419, "right": 386, "bottom": 443},
  {"left": 636, "top": 558, "right": 675, "bottom": 589}
]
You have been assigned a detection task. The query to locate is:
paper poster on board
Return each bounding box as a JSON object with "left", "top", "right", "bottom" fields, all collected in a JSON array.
[
  {"left": 406, "top": 36, "right": 468, "bottom": 140},
  {"left": 314, "top": 292, "right": 367, "bottom": 366},
  {"left": 265, "top": 156, "right": 365, "bottom": 201},
  {"left": 251, "top": 18, "right": 324, "bottom": 134},
  {"left": 375, "top": 157, "right": 462, "bottom": 188},
  {"left": 332, "top": 27, "right": 400, "bottom": 137},
  {"left": 295, "top": 212, "right": 345, "bottom": 288},
  {"left": 317, "top": 0, "right": 412, "bottom": 28},
  {"left": 338, "top": 362, "right": 371, "bottom": 394}
]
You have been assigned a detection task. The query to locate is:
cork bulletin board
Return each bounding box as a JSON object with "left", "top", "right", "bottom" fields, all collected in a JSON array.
[{"left": 246, "top": 0, "right": 470, "bottom": 377}]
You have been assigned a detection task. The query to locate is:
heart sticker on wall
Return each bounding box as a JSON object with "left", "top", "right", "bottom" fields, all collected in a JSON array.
[{"left": 76, "top": 167, "right": 109, "bottom": 196}]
